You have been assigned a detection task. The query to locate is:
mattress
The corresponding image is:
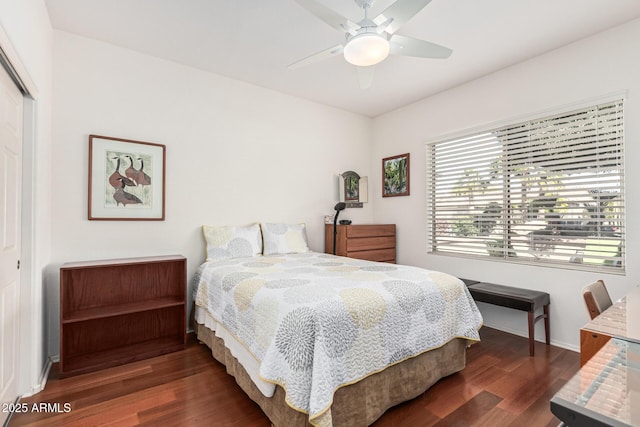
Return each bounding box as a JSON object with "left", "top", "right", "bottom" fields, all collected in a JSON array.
[
  {"left": 194, "top": 307, "right": 276, "bottom": 397},
  {"left": 193, "top": 252, "right": 482, "bottom": 426},
  {"left": 196, "top": 321, "right": 469, "bottom": 427}
]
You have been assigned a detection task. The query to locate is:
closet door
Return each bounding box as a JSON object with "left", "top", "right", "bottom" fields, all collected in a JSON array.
[{"left": 0, "top": 59, "right": 23, "bottom": 424}]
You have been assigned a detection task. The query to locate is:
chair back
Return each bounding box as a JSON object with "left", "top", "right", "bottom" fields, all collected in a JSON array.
[{"left": 582, "top": 279, "right": 613, "bottom": 320}]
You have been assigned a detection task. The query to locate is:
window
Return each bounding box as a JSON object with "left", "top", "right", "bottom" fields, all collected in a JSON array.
[{"left": 426, "top": 99, "right": 625, "bottom": 272}]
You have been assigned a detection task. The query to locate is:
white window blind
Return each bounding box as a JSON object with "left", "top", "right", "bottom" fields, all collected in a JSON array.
[{"left": 426, "top": 99, "right": 624, "bottom": 271}]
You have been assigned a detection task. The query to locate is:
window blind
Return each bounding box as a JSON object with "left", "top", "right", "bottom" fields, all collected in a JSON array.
[{"left": 426, "top": 99, "right": 624, "bottom": 271}]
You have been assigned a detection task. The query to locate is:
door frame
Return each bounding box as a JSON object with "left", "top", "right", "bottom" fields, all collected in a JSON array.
[{"left": 0, "top": 24, "right": 41, "bottom": 402}]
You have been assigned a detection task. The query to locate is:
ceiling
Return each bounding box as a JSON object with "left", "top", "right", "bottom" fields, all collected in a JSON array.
[{"left": 45, "top": 0, "right": 640, "bottom": 117}]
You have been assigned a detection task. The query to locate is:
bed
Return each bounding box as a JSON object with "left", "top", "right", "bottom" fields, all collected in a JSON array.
[{"left": 193, "top": 223, "right": 483, "bottom": 427}]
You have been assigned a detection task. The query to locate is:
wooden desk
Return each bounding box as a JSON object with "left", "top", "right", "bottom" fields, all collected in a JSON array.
[
  {"left": 551, "top": 338, "right": 640, "bottom": 426},
  {"left": 580, "top": 286, "right": 640, "bottom": 366},
  {"left": 552, "top": 286, "right": 640, "bottom": 425}
]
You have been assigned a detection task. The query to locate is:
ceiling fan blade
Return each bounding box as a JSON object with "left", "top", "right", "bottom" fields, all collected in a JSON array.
[
  {"left": 292, "top": 0, "right": 358, "bottom": 32},
  {"left": 374, "top": 0, "right": 433, "bottom": 34},
  {"left": 355, "top": 66, "right": 375, "bottom": 90},
  {"left": 390, "top": 35, "right": 452, "bottom": 59},
  {"left": 288, "top": 44, "right": 344, "bottom": 69}
]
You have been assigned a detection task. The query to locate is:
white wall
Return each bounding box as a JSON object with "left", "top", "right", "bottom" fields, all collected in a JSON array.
[
  {"left": 0, "top": 0, "right": 53, "bottom": 395},
  {"left": 44, "top": 9, "right": 640, "bottom": 362},
  {"left": 372, "top": 18, "right": 640, "bottom": 350},
  {"left": 49, "top": 31, "right": 373, "bottom": 356}
]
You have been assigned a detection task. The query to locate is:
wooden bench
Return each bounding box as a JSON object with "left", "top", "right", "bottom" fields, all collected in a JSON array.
[{"left": 461, "top": 279, "right": 550, "bottom": 356}]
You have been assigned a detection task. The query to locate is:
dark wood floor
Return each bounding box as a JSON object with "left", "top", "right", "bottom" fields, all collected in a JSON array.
[{"left": 9, "top": 327, "right": 578, "bottom": 427}]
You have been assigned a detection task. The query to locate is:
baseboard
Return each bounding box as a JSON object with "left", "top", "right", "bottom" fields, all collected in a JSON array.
[
  {"left": 482, "top": 321, "right": 579, "bottom": 353},
  {"left": 20, "top": 357, "right": 53, "bottom": 398}
]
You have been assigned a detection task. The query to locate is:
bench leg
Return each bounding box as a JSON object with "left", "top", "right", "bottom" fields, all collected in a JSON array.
[
  {"left": 528, "top": 305, "right": 551, "bottom": 357},
  {"left": 544, "top": 304, "right": 550, "bottom": 345},
  {"left": 528, "top": 311, "right": 535, "bottom": 356}
]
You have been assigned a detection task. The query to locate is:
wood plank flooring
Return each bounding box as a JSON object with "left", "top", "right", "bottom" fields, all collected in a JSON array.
[{"left": 8, "top": 327, "right": 578, "bottom": 426}]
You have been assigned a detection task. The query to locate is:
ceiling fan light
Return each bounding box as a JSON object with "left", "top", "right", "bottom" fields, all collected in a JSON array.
[{"left": 343, "top": 33, "right": 390, "bottom": 66}]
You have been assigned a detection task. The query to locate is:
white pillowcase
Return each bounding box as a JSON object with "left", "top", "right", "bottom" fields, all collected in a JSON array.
[
  {"left": 261, "top": 223, "right": 310, "bottom": 255},
  {"left": 202, "top": 223, "right": 263, "bottom": 261}
]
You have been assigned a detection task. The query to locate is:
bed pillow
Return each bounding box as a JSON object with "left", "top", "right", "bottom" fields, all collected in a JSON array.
[
  {"left": 202, "top": 223, "right": 263, "bottom": 261},
  {"left": 261, "top": 223, "right": 310, "bottom": 255}
]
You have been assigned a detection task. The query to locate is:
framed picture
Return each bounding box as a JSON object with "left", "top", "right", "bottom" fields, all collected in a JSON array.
[
  {"left": 88, "top": 134, "right": 166, "bottom": 220},
  {"left": 382, "top": 153, "right": 410, "bottom": 197}
]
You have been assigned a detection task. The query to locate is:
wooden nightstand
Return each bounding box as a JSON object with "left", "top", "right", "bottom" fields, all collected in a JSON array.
[
  {"left": 59, "top": 255, "right": 187, "bottom": 377},
  {"left": 325, "top": 224, "right": 396, "bottom": 263}
]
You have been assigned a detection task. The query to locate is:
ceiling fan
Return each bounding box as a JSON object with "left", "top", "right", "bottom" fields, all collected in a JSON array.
[{"left": 289, "top": 0, "right": 452, "bottom": 89}]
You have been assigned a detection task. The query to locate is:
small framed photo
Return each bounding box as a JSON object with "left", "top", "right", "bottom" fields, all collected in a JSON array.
[
  {"left": 88, "top": 135, "right": 166, "bottom": 220},
  {"left": 382, "top": 153, "right": 410, "bottom": 197}
]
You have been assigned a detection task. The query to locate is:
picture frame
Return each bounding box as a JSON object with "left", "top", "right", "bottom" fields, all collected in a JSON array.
[
  {"left": 88, "top": 134, "right": 166, "bottom": 220},
  {"left": 382, "top": 153, "right": 410, "bottom": 197}
]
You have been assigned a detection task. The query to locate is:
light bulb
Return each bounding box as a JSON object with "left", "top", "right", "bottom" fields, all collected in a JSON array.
[{"left": 343, "top": 33, "right": 390, "bottom": 67}]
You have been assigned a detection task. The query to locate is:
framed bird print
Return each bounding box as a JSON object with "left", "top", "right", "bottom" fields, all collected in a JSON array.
[{"left": 88, "top": 135, "right": 166, "bottom": 220}]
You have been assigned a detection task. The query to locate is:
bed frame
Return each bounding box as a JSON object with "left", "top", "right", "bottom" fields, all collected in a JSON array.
[{"left": 196, "top": 322, "right": 468, "bottom": 426}]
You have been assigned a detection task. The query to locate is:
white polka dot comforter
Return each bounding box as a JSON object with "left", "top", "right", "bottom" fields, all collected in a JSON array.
[{"left": 193, "top": 252, "right": 483, "bottom": 426}]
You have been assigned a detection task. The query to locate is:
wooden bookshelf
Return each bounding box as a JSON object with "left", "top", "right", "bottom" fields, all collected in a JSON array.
[{"left": 59, "top": 255, "right": 187, "bottom": 377}]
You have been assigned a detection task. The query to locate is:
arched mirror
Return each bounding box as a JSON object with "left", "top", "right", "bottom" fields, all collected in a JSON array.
[{"left": 339, "top": 171, "right": 368, "bottom": 207}]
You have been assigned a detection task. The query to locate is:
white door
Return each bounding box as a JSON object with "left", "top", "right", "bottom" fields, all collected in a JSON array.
[{"left": 0, "top": 60, "right": 23, "bottom": 425}]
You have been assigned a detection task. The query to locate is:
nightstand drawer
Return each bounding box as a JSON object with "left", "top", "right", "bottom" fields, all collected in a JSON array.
[
  {"left": 346, "top": 224, "right": 396, "bottom": 238},
  {"left": 346, "top": 236, "right": 395, "bottom": 251},
  {"left": 347, "top": 248, "right": 395, "bottom": 263}
]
